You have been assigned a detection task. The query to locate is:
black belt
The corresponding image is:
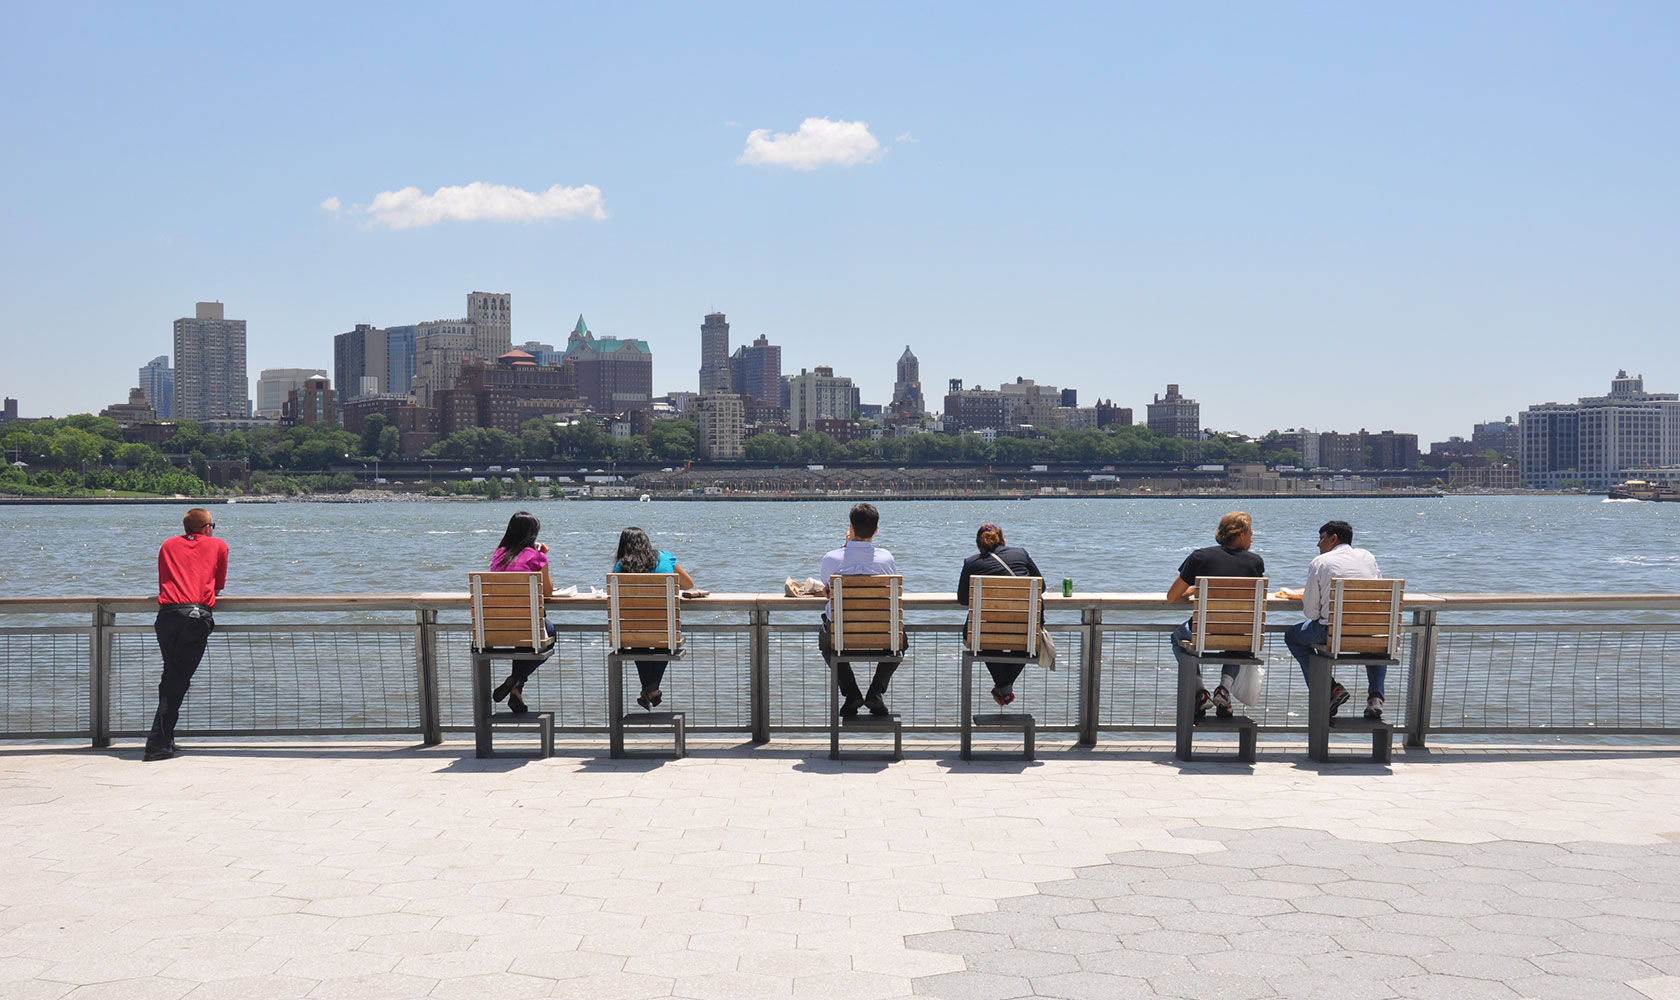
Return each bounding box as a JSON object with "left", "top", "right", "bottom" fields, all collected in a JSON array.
[{"left": 159, "top": 603, "right": 213, "bottom": 619}]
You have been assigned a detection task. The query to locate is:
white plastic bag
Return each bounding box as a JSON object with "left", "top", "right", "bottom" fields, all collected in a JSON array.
[{"left": 1229, "top": 664, "right": 1265, "bottom": 707}]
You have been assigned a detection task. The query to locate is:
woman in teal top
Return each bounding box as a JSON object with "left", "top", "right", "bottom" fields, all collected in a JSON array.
[{"left": 613, "top": 527, "right": 695, "bottom": 709}]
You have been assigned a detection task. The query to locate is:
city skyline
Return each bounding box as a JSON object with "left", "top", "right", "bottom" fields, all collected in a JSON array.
[{"left": 2, "top": 4, "right": 1676, "bottom": 443}]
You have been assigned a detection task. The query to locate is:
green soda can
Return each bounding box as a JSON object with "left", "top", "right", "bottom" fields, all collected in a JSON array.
[{"left": 1061, "top": 578, "right": 1073, "bottom": 597}]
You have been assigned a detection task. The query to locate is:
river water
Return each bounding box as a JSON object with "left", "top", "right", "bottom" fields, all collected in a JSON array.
[{"left": 2, "top": 494, "right": 1677, "bottom": 598}]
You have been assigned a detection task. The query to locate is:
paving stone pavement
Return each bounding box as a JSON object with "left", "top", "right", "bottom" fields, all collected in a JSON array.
[{"left": 3, "top": 739, "right": 1680, "bottom": 1000}]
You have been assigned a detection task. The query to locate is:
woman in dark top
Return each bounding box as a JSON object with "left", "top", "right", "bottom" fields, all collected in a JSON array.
[
  {"left": 956, "top": 523, "right": 1045, "bottom": 706},
  {"left": 1165, "top": 511, "right": 1265, "bottom": 717}
]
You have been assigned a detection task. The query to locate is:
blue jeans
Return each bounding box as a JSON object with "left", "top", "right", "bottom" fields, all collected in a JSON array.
[{"left": 1283, "top": 620, "right": 1386, "bottom": 699}]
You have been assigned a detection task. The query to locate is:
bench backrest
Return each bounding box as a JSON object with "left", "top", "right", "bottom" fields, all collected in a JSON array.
[
  {"left": 608, "top": 572, "right": 682, "bottom": 652},
  {"left": 469, "top": 571, "right": 547, "bottom": 653},
  {"left": 966, "top": 575, "right": 1043, "bottom": 655},
  {"left": 1186, "top": 576, "right": 1269, "bottom": 656},
  {"left": 830, "top": 574, "right": 904, "bottom": 653},
  {"left": 1327, "top": 578, "right": 1406, "bottom": 658}
]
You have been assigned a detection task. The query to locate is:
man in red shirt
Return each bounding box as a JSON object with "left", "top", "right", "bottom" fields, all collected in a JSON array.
[{"left": 145, "top": 507, "right": 228, "bottom": 761}]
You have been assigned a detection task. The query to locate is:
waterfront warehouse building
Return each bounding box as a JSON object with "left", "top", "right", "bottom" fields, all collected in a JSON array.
[{"left": 1520, "top": 371, "right": 1680, "bottom": 488}]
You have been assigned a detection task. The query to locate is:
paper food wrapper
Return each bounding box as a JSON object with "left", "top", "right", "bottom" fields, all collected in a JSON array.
[{"left": 784, "top": 576, "right": 824, "bottom": 597}]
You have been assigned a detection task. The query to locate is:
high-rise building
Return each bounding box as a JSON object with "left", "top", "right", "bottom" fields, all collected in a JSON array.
[
  {"left": 385, "top": 325, "right": 418, "bottom": 398},
  {"left": 412, "top": 320, "right": 476, "bottom": 407},
  {"left": 1000, "top": 378, "right": 1060, "bottom": 430},
  {"left": 138, "top": 356, "right": 173, "bottom": 419},
  {"left": 1146, "top": 383, "right": 1200, "bottom": 440},
  {"left": 256, "top": 368, "right": 323, "bottom": 419},
  {"left": 889, "top": 346, "right": 925, "bottom": 420},
  {"left": 468, "top": 292, "right": 512, "bottom": 359},
  {"left": 0, "top": 398, "right": 16, "bottom": 423},
  {"left": 943, "top": 380, "right": 1008, "bottom": 434},
  {"left": 1520, "top": 371, "right": 1680, "bottom": 488},
  {"left": 785, "top": 366, "right": 856, "bottom": 431},
  {"left": 1471, "top": 417, "right": 1520, "bottom": 457},
  {"left": 689, "top": 391, "right": 746, "bottom": 459},
  {"left": 281, "top": 376, "right": 336, "bottom": 427},
  {"left": 728, "top": 335, "right": 783, "bottom": 407},
  {"left": 564, "top": 315, "right": 654, "bottom": 413},
  {"left": 334, "top": 324, "right": 389, "bottom": 402},
  {"left": 173, "top": 302, "right": 249, "bottom": 422},
  {"left": 698, "top": 312, "right": 732, "bottom": 393}
]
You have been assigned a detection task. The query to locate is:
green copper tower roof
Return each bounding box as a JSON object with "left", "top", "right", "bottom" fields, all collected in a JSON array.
[{"left": 573, "top": 315, "right": 591, "bottom": 337}]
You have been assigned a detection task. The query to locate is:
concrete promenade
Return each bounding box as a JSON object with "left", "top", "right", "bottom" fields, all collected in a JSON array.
[{"left": 4, "top": 738, "right": 1680, "bottom": 1000}]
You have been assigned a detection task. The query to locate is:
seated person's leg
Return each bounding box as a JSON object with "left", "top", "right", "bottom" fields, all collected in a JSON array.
[
  {"left": 1366, "top": 663, "right": 1386, "bottom": 701},
  {"left": 1170, "top": 619, "right": 1192, "bottom": 647},
  {"left": 836, "top": 663, "right": 864, "bottom": 701},
  {"left": 987, "top": 663, "right": 1024, "bottom": 690},
  {"left": 636, "top": 660, "right": 666, "bottom": 693},
  {"left": 1283, "top": 620, "right": 1323, "bottom": 684}
]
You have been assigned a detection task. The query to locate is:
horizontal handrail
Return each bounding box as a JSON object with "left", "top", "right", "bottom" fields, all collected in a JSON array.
[{"left": 4, "top": 591, "right": 1679, "bottom": 614}]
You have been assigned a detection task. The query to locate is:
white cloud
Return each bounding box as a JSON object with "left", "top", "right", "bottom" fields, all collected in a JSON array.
[
  {"left": 738, "top": 117, "right": 882, "bottom": 169},
  {"left": 895, "top": 131, "right": 917, "bottom": 143},
  {"left": 326, "top": 181, "right": 607, "bottom": 229}
]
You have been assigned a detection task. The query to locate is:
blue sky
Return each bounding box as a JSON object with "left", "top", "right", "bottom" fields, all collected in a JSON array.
[{"left": 2, "top": 1, "right": 1675, "bottom": 444}]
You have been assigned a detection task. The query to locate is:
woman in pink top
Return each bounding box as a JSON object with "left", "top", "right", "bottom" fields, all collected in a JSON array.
[{"left": 489, "top": 511, "right": 557, "bottom": 714}]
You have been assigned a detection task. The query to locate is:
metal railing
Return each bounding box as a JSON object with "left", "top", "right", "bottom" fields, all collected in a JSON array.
[{"left": 4, "top": 592, "right": 1679, "bottom": 748}]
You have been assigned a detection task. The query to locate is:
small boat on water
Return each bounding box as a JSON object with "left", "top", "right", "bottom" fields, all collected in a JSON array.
[{"left": 1607, "top": 479, "right": 1680, "bottom": 502}]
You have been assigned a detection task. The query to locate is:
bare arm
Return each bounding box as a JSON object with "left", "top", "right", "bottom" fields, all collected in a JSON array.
[
  {"left": 1165, "top": 576, "right": 1193, "bottom": 604},
  {"left": 673, "top": 562, "right": 695, "bottom": 590}
]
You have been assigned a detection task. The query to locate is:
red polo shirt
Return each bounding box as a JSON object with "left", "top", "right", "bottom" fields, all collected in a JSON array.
[{"left": 157, "top": 533, "right": 229, "bottom": 607}]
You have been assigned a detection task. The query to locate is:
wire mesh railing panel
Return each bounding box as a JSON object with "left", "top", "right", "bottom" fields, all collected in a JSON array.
[
  {"left": 1095, "top": 624, "right": 1413, "bottom": 731},
  {"left": 0, "top": 631, "right": 90, "bottom": 737},
  {"left": 434, "top": 624, "right": 754, "bottom": 732},
  {"left": 1431, "top": 626, "right": 1680, "bottom": 732},
  {"left": 765, "top": 624, "right": 1084, "bottom": 731},
  {"left": 109, "top": 627, "right": 420, "bottom": 736}
]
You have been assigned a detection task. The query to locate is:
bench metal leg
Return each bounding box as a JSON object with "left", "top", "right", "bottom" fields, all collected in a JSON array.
[
  {"left": 960, "top": 654, "right": 974, "bottom": 761},
  {"left": 1374, "top": 727, "right": 1391, "bottom": 764},
  {"left": 1239, "top": 724, "right": 1256, "bottom": 764},
  {"left": 828, "top": 657, "right": 840, "bottom": 761},
  {"left": 472, "top": 655, "right": 494, "bottom": 759},
  {"left": 607, "top": 656, "right": 626, "bottom": 759},
  {"left": 1174, "top": 651, "right": 1198, "bottom": 762},
  {"left": 1307, "top": 656, "right": 1331, "bottom": 763},
  {"left": 541, "top": 716, "right": 554, "bottom": 759},
  {"left": 1024, "top": 718, "right": 1035, "bottom": 762},
  {"left": 675, "top": 715, "right": 686, "bottom": 759}
]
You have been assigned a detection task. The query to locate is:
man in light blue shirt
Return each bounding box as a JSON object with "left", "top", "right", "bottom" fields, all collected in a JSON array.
[
  {"left": 815, "top": 503, "right": 900, "bottom": 717},
  {"left": 1281, "top": 520, "right": 1385, "bottom": 719}
]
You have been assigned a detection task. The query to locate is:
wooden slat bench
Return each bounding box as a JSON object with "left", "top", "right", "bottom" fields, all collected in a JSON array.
[
  {"left": 1307, "top": 578, "right": 1404, "bottom": 763},
  {"left": 960, "top": 575, "right": 1045, "bottom": 761},
  {"left": 1170, "top": 576, "right": 1266, "bottom": 764},
  {"left": 468, "top": 571, "right": 555, "bottom": 759},
  {"left": 606, "top": 573, "right": 686, "bottom": 759},
  {"left": 823, "top": 574, "right": 904, "bottom": 761}
]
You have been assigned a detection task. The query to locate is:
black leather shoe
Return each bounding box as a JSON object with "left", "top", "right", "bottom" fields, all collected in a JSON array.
[
  {"left": 142, "top": 748, "right": 173, "bottom": 762},
  {"left": 864, "top": 694, "right": 890, "bottom": 716},
  {"left": 507, "top": 683, "right": 529, "bottom": 715},
  {"left": 493, "top": 677, "right": 515, "bottom": 703},
  {"left": 840, "top": 696, "right": 864, "bottom": 718}
]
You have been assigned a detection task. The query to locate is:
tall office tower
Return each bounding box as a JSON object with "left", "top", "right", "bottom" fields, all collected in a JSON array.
[
  {"left": 138, "top": 355, "right": 174, "bottom": 419},
  {"left": 256, "top": 369, "right": 325, "bottom": 419},
  {"left": 1, "top": 398, "right": 17, "bottom": 423},
  {"left": 468, "top": 292, "right": 512, "bottom": 359},
  {"left": 889, "top": 346, "right": 925, "bottom": 419},
  {"left": 334, "top": 324, "right": 392, "bottom": 401},
  {"left": 728, "top": 335, "right": 782, "bottom": 406},
  {"left": 173, "top": 302, "right": 249, "bottom": 422},
  {"left": 698, "top": 312, "right": 732, "bottom": 393},
  {"left": 1146, "top": 383, "right": 1201, "bottom": 440},
  {"left": 412, "top": 320, "right": 476, "bottom": 407},
  {"left": 564, "top": 315, "right": 654, "bottom": 412},
  {"left": 384, "top": 325, "right": 418, "bottom": 398}
]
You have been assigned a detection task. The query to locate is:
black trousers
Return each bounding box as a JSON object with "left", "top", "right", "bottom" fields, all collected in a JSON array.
[
  {"left": 819, "top": 617, "right": 897, "bottom": 701},
  {"left": 635, "top": 661, "right": 667, "bottom": 692},
  {"left": 149, "top": 607, "right": 214, "bottom": 750},
  {"left": 986, "top": 663, "right": 1024, "bottom": 689}
]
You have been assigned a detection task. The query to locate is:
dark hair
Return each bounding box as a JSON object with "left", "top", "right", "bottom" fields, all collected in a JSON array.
[
  {"left": 492, "top": 511, "right": 541, "bottom": 569},
  {"left": 849, "top": 503, "right": 880, "bottom": 539},
  {"left": 1319, "top": 520, "right": 1354, "bottom": 545},
  {"left": 976, "top": 523, "right": 1005, "bottom": 552},
  {"left": 615, "top": 526, "right": 658, "bottom": 572}
]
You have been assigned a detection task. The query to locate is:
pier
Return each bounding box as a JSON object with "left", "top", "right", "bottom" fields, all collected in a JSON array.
[{"left": 5, "top": 593, "right": 1680, "bottom": 999}]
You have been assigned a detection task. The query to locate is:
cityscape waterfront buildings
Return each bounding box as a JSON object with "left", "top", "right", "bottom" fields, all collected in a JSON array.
[
  {"left": 785, "top": 366, "right": 856, "bottom": 431},
  {"left": 1520, "top": 371, "right": 1680, "bottom": 488},
  {"left": 255, "top": 368, "right": 323, "bottom": 419},
  {"left": 698, "top": 312, "right": 732, "bottom": 393},
  {"left": 564, "top": 316, "right": 653, "bottom": 413}
]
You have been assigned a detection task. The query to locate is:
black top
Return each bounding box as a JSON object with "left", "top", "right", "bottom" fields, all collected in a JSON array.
[
  {"left": 1177, "top": 544, "right": 1265, "bottom": 585},
  {"left": 957, "top": 545, "right": 1044, "bottom": 606}
]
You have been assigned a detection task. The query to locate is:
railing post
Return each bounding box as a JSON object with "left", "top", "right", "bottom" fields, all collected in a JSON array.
[
  {"left": 90, "top": 602, "right": 113, "bottom": 749},
  {"left": 1079, "top": 608, "right": 1102, "bottom": 746},
  {"left": 749, "top": 607, "right": 770, "bottom": 744},
  {"left": 417, "top": 609, "right": 442, "bottom": 746},
  {"left": 1405, "top": 608, "right": 1438, "bottom": 749}
]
